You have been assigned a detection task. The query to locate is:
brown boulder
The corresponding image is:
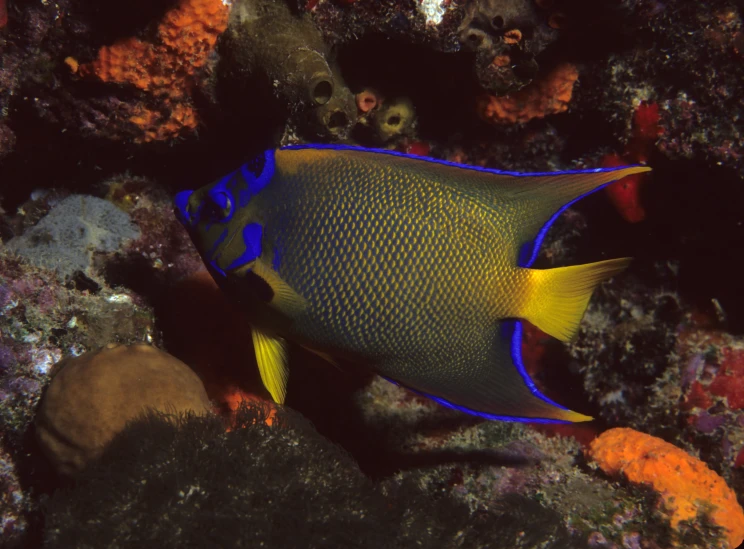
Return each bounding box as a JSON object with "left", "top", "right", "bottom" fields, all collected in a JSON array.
[{"left": 35, "top": 343, "right": 212, "bottom": 475}]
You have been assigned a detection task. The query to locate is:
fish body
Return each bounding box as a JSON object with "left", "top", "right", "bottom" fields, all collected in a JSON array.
[{"left": 175, "top": 145, "right": 649, "bottom": 423}]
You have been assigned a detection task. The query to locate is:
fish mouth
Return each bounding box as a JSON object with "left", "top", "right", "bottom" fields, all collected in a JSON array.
[{"left": 174, "top": 190, "right": 194, "bottom": 226}]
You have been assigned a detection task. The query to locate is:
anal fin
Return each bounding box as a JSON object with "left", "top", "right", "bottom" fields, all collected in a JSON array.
[
  {"left": 375, "top": 321, "right": 592, "bottom": 424},
  {"left": 252, "top": 327, "right": 289, "bottom": 404}
]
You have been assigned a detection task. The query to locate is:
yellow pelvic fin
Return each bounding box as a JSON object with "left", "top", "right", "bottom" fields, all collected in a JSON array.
[
  {"left": 524, "top": 257, "right": 631, "bottom": 342},
  {"left": 251, "top": 327, "right": 289, "bottom": 404}
]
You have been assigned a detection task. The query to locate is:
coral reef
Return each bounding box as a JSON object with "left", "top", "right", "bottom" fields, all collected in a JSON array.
[
  {"left": 675, "top": 328, "right": 744, "bottom": 501},
  {"left": 569, "top": 271, "right": 683, "bottom": 429},
  {"left": 306, "top": 0, "right": 463, "bottom": 52},
  {"left": 354, "top": 377, "right": 676, "bottom": 547},
  {"left": 352, "top": 91, "right": 418, "bottom": 145},
  {"left": 0, "top": 0, "right": 743, "bottom": 547},
  {"left": 0, "top": 253, "right": 158, "bottom": 440},
  {"left": 588, "top": 427, "right": 744, "bottom": 548},
  {"left": 580, "top": 1, "right": 744, "bottom": 176},
  {"left": 0, "top": 252, "right": 159, "bottom": 545},
  {"left": 0, "top": 446, "right": 27, "bottom": 546},
  {"left": 35, "top": 343, "right": 212, "bottom": 476},
  {"left": 41, "top": 404, "right": 579, "bottom": 549},
  {"left": 101, "top": 174, "right": 207, "bottom": 285},
  {"left": 457, "top": 0, "right": 559, "bottom": 95},
  {"left": 569, "top": 267, "right": 744, "bottom": 503},
  {"left": 373, "top": 97, "right": 416, "bottom": 143}
]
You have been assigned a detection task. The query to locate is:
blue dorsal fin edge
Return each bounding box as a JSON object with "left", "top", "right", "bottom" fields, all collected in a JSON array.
[
  {"left": 517, "top": 183, "right": 617, "bottom": 268},
  {"left": 383, "top": 319, "right": 574, "bottom": 424},
  {"left": 280, "top": 143, "right": 642, "bottom": 178}
]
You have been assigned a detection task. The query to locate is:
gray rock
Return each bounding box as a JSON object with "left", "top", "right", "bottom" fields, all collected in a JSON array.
[{"left": 5, "top": 195, "right": 140, "bottom": 280}]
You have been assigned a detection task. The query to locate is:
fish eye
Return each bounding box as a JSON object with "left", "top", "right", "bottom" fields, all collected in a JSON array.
[{"left": 204, "top": 190, "right": 233, "bottom": 222}]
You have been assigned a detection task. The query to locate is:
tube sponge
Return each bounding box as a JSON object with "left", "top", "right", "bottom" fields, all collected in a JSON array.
[
  {"left": 219, "top": 0, "right": 356, "bottom": 138},
  {"left": 374, "top": 97, "right": 416, "bottom": 143}
]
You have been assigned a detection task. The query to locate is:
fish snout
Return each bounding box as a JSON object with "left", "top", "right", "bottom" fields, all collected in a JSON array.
[{"left": 174, "top": 190, "right": 195, "bottom": 226}]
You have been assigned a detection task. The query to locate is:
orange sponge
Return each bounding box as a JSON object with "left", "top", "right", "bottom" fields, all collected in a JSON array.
[
  {"left": 476, "top": 63, "right": 579, "bottom": 125},
  {"left": 587, "top": 427, "right": 744, "bottom": 548},
  {"left": 81, "top": 0, "right": 229, "bottom": 142}
]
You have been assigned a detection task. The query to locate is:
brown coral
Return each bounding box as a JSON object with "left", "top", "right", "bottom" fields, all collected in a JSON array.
[
  {"left": 587, "top": 427, "right": 744, "bottom": 548},
  {"left": 35, "top": 344, "right": 212, "bottom": 475},
  {"left": 80, "top": 0, "right": 229, "bottom": 142},
  {"left": 476, "top": 63, "right": 579, "bottom": 124}
]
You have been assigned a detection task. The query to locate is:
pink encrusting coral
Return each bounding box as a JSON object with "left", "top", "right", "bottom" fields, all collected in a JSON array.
[
  {"left": 707, "top": 348, "right": 744, "bottom": 409},
  {"left": 678, "top": 331, "right": 744, "bottom": 438}
]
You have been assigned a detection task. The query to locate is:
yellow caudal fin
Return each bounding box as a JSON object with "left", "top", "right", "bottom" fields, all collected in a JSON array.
[{"left": 524, "top": 257, "right": 631, "bottom": 342}]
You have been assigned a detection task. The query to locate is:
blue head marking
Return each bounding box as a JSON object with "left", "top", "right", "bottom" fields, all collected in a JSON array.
[
  {"left": 201, "top": 174, "right": 237, "bottom": 227},
  {"left": 225, "top": 222, "right": 264, "bottom": 272},
  {"left": 237, "top": 149, "right": 276, "bottom": 208},
  {"left": 174, "top": 148, "right": 275, "bottom": 230},
  {"left": 175, "top": 152, "right": 275, "bottom": 279},
  {"left": 174, "top": 177, "right": 236, "bottom": 230}
]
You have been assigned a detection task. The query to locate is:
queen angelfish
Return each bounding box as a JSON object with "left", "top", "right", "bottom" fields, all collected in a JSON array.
[{"left": 175, "top": 145, "right": 650, "bottom": 423}]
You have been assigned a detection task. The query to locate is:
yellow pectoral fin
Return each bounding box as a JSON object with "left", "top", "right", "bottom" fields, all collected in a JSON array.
[
  {"left": 252, "top": 258, "right": 308, "bottom": 318},
  {"left": 251, "top": 327, "right": 289, "bottom": 404}
]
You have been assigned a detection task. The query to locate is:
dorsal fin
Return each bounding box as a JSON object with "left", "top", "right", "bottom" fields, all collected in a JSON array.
[
  {"left": 502, "top": 166, "right": 650, "bottom": 267},
  {"left": 280, "top": 144, "right": 649, "bottom": 268}
]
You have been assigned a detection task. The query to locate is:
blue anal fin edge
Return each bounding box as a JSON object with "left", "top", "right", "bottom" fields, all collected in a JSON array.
[{"left": 382, "top": 320, "right": 574, "bottom": 425}]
